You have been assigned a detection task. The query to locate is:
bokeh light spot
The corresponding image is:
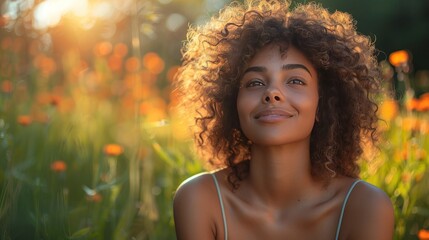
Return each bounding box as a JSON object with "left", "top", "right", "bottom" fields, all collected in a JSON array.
[
  {"left": 166, "top": 13, "right": 186, "bottom": 32},
  {"left": 114, "top": 43, "right": 128, "bottom": 58},
  {"left": 143, "top": 52, "right": 164, "bottom": 75},
  {"left": 125, "top": 57, "right": 141, "bottom": 72},
  {"left": 94, "top": 41, "right": 113, "bottom": 57},
  {"left": 92, "top": 2, "right": 114, "bottom": 20}
]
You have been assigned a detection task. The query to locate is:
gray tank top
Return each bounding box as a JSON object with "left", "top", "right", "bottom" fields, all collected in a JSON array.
[{"left": 211, "top": 174, "right": 362, "bottom": 240}]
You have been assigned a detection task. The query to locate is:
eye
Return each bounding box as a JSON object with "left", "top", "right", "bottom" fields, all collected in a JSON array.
[
  {"left": 245, "top": 79, "right": 265, "bottom": 88},
  {"left": 287, "top": 78, "right": 305, "bottom": 85}
]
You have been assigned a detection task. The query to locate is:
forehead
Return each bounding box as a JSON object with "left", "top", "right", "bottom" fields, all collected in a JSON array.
[{"left": 247, "top": 44, "right": 317, "bottom": 75}]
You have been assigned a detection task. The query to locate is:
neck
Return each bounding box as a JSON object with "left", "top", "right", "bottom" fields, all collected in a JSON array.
[{"left": 248, "top": 141, "right": 317, "bottom": 208}]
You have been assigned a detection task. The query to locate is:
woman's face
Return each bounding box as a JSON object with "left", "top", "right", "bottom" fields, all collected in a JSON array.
[{"left": 236, "top": 44, "right": 319, "bottom": 146}]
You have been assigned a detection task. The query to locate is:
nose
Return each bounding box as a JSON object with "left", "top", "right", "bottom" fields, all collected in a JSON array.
[{"left": 263, "top": 87, "right": 283, "bottom": 103}]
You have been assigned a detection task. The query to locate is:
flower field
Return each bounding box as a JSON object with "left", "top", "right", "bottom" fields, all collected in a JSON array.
[
  {"left": 1, "top": 3, "right": 429, "bottom": 240},
  {"left": 0, "top": 36, "right": 204, "bottom": 239}
]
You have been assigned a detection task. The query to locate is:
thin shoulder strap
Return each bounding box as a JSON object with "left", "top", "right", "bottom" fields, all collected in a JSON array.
[
  {"left": 211, "top": 173, "right": 228, "bottom": 240},
  {"left": 335, "top": 179, "right": 363, "bottom": 240}
]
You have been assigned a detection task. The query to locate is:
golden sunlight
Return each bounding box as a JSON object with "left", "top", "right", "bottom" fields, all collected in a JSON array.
[{"left": 32, "top": 0, "right": 127, "bottom": 30}]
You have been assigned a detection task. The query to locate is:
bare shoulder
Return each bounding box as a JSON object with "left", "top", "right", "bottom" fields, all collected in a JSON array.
[
  {"left": 173, "top": 172, "right": 221, "bottom": 240},
  {"left": 345, "top": 180, "right": 395, "bottom": 240},
  {"left": 354, "top": 181, "right": 393, "bottom": 207},
  {"left": 174, "top": 172, "right": 215, "bottom": 198}
]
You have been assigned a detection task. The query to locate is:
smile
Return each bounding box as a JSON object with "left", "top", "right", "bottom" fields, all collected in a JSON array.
[{"left": 254, "top": 109, "right": 295, "bottom": 121}]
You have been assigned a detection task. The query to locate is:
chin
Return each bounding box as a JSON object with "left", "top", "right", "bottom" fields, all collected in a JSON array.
[{"left": 248, "top": 135, "right": 311, "bottom": 147}]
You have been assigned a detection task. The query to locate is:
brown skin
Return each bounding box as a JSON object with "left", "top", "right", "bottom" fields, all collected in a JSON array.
[
  {"left": 174, "top": 44, "right": 394, "bottom": 239},
  {"left": 174, "top": 171, "right": 394, "bottom": 240},
  {"left": 237, "top": 45, "right": 319, "bottom": 148}
]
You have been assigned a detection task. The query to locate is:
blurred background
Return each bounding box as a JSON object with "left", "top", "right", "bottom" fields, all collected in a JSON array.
[{"left": 0, "top": 0, "right": 428, "bottom": 239}]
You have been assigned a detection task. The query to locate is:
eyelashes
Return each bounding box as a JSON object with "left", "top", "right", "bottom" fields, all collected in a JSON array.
[
  {"left": 287, "top": 78, "right": 305, "bottom": 85},
  {"left": 242, "top": 77, "right": 306, "bottom": 88},
  {"left": 245, "top": 79, "right": 264, "bottom": 88}
]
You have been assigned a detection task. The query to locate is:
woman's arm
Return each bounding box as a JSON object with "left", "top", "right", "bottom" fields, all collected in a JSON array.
[{"left": 173, "top": 173, "right": 218, "bottom": 240}]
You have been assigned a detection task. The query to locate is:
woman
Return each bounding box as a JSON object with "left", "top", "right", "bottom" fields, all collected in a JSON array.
[{"left": 173, "top": 1, "right": 395, "bottom": 239}]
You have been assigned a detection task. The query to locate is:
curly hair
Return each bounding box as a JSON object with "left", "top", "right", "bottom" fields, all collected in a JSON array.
[{"left": 174, "top": 0, "right": 380, "bottom": 188}]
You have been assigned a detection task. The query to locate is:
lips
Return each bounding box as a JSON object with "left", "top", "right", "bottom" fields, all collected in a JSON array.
[{"left": 254, "top": 109, "right": 295, "bottom": 120}]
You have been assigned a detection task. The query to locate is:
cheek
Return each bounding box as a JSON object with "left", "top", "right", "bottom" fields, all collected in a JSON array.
[
  {"left": 300, "top": 89, "right": 319, "bottom": 112},
  {"left": 307, "top": 97, "right": 319, "bottom": 114},
  {"left": 236, "top": 94, "right": 248, "bottom": 124},
  {"left": 291, "top": 92, "right": 318, "bottom": 109},
  {"left": 236, "top": 91, "right": 256, "bottom": 127}
]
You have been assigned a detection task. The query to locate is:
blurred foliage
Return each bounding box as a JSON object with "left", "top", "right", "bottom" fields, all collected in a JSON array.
[
  {"left": 0, "top": 29, "right": 204, "bottom": 240},
  {"left": 0, "top": 0, "right": 429, "bottom": 239},
  {"left": 0, "top": 1, "right": 207, "bottom": 239}
]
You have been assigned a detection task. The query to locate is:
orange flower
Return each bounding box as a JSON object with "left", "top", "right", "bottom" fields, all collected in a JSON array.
[
  {"left": 401, "top": 117, "right": 419, "bottom": 132},
  {"left": 140, "top": 98, "right": 167, "bottom": 120},
  {"left": 139, "top": 101, "right": 151, "bottom": 115},
  {"left": 1, "top": 80, "right": 13, "bottom": 93},
  {"left": 17, "top": 115, "right": 32, "bottom": 126},
  {"left": 143, "top": 52, "right": 164, "bottom": 75},
  {"left": 416, "top": 149, "right": 428, "bottom": 161},
  {"left": 125, "top": 57, "right": 140, "bottom": 72},
  {"left": 417, "top": 93, "right": 429, "bottom": 112},
  {"left": 389, "top": 50, "right": 409, "bottom": 67},
  {"left": 415, "top": 173, "right": 424, "bottom": 183},
  {"left": 420, "top": 93, "right": 429, "bottom": 100},
  {"left": 406, "top": 98, "right": 420, "bottom": 111},
  {"left": 50, "top": 160, "right": 67, "bottom": 172},
  {"left": 86, "top": 193, "right": 102, "bottom": 203},
  {"left": 103, "top": 144, "right": 124, "bottom": 156},
  {"left": 113, "top": 43, "right": 128, "bottom": 58},
  {"left": 94, "top": 41, "right": 112, "bottom": 57},
  {"left": 108, "top": 55, "right": 123, "bottom": 72},
  {"left": 34, "top": 54, "right": 57, "bottom": 77},
  {"left": 400, "top": 148, "right": 408, "bottom": 161},
  {"left": 379, "top": 99, "right": 398, "bottom": 121},
  {"left": 401, "top": 173, "right": 411, "bottom": 182},
  {"left": 418, "top": 229, "right": 429, "bottom": 240},
  {"left": 50, "top": 94, "right": 61, "bottom": 106}
]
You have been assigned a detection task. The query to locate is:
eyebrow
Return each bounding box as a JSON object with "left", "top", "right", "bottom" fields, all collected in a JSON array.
[
  {"left": 243, "top": 66, "right": 266, "bottom": 74},
  {"left": 282, "top": 64, "right": 312, "bottom": 76},
  {"left": 243, "top": 64, "right": 312, "bottom": 76}
]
